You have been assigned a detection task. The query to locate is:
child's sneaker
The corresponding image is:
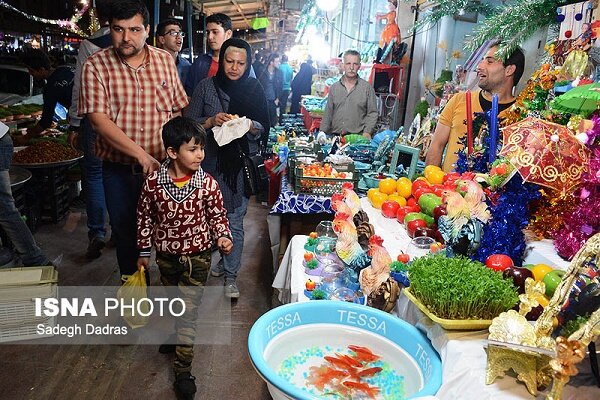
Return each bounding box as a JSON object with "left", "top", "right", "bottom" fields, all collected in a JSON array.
[
  {"left": 224, "top": 279, "right": 239, "bottom": 299},
  {"left": 174, "top": 372, "right": 196, "bottom": 399}
]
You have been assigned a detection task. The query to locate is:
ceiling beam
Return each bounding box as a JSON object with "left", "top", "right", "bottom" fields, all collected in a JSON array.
[{"left": 230, "top": 0, "right": 252, "bottom": 28}]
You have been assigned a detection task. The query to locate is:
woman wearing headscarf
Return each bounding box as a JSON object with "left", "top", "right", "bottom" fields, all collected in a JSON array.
[
  {"left": 186, "top": 38, "right": 270, "bottom": 298},
  {"left": 289, "top": 60, "right": 315, "bottom": 114}
]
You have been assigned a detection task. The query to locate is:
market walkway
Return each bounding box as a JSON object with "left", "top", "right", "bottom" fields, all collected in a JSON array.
[{"left": 0, "top": 200, "right": 275, "bottom": 400}]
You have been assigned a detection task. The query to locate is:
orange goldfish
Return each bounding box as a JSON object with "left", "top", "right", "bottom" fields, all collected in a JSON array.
[
  {"left": 324, "top": 355, "right": 356, "bottom": 370},
  {"left": 307, "top": 366, "right": 349, "bottom": 390},
  {"left": 335, "top": 352, "right": 363, "bottom": 368},
  {"left": 356, "top": 366, "right": 383, "bottom": 378},
  {"left": 348, "top": 345, "right": 381, "bottom": 363},
  {"left": 342, "top": 380, "right": 380, "bottom": 399}
]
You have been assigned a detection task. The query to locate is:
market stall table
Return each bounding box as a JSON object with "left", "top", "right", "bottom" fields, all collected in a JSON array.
[
  {"left": 272, "top": 199, "right": 599, "bottom": 399},
  {"left": 268, "top": 175, "right": 333, "bottom": 273}
]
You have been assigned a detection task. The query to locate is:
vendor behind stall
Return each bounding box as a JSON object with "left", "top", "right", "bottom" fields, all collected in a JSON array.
[
  {"left": 19, "top": 48, "right": 74, "bottom": 137},
  {"left": 320, "top": 50, "right": 378, "bottom": 139}
]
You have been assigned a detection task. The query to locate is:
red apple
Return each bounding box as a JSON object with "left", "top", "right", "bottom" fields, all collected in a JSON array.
[
  {"left": 381, "top": 200, "right": 400, "bottom": 218},
  {"left": 406, "top": 197, "right": 418, "bottom": 208},
  {"left": 413, "top": 186, "right": 433, "bottom": 201},
  {"left": 485, "top": 254, "right": 514, "bottom": 272},
  {"left": 397, "top": 253, "right": 410, "bottom": 263},
  {"left": 432, "top": 204, "right": 448, "bottom": 223},
  {"left": 407, "top": 219, "right": 427, "bottom": 238},
  {"left": 396, "top": 206, "right": 415, "bottom": 223},
  {"left": 431, "top": 184, "right": 445, "bottom": 197},
  {"left": 503, "top": 267, "right": 534, "bottom": 294}
]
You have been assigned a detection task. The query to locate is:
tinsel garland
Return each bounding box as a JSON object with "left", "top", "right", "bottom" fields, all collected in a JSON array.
[
  {"left": 552, "top": 120, "right": 600, "bottom": 259},
  {"left": 467, "top": 0, "right": 576, "bottom": 61},
  {"left": 475, "top": 174, "right": 541, "bottom": 266},
  {"left": 455, "top": 112, "right": 541, "bottom": 266},
  {"left": 527, "top": 189, "right": 577, "bottom": 239},
  {"left": 413, "top": 0, "right": 499, "bottom": 32}
]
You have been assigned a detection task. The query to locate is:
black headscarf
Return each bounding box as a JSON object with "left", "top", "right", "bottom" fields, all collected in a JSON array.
[{"left": 213, "top": 38, "right": 270, "bottom": 192}]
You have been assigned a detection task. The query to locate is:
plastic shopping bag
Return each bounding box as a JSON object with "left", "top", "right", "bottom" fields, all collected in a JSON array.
[{"left": 116, "top": 267, "right": 150, "bottom": 329}]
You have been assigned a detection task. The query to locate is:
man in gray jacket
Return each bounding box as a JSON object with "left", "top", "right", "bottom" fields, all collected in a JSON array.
[{"left": 320, "top": 49, "right": 378, "bottom": 139}]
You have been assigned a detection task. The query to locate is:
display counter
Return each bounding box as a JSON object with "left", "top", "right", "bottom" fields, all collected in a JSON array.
[{"left": 272, "top": 199, "right": 599, "bottom": 399}]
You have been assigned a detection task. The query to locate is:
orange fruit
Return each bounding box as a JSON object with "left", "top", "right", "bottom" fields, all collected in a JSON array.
[
  {"left": 531, "top": 264, "right": 553, "bottom": 281},
  {"left": 396, "top": 177, "right": 412, "bottom": 198},
  {"left": 424, "top": 165, "right": 442, "bottom": 180},
  {"left": 428, "top": 170, "right": 445, "bottom": 185},
  {"left": 387, "top": 193, "right": 407, "bottom": 207},
  {"left": 535, "top": 294, "right": 549, "bottom": 308},
  {"left": 378, "top": 178, "right": 397, "bottom": 195},
  {"left": 367, "top": 188, "right": 379, "bottom": 202},
  {"left": 370, "top": 192, "right": 389, "bottom": 209}
]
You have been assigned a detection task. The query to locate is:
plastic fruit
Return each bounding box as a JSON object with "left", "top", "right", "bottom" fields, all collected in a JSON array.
[
  {"left": 432, "top": 204, "right": 448, "bottom": 223},
  {"left": 305, "top": 279, "right": 316, "bottom": 291},
  {"left": 367, "top": 188, "right": 379, "bottom": 202},
  {"left": 303, "top": 252, "right": 314, "bottom": 262},
  {"left": 413, "top": 226, "right": 436, "bottom": 238},
  {"left": 396, "top": 206, "right": 414, "bottom": 223},
  {"left": 396, "top": 177, "right": 412, "bottom": 198},
  {"left": 381, "top": 200, "right": 400, "bottom": 218},
  {"left": 418, "top": 193, "right": 442, "bottom": 216},
  {"left": 413, "top": 186, "right": 433, "bottom": 201},
  {"left": 424, "top": 165, "right": 442, "bottom": 180},
  {"left": 485, "top": 254, "right": 514, "bottom": 271},
  {"left": 397, "top": 253, "right": 410, "bottom": 263},
  {"left": 503, "top": 267, "right": 534, "bottom": 294},
  {"left": 404, "top": 212, "right": 426, "bottom": 225},
  {"left": 309, "top": 231, "right": 318, "bottom": 239},
  {"left": 428, "top": 170, "right": 445, "bottom": 185},
  {"left": 406, "top": 219, "right": 427, "bottom": 238},
  {"left": 370, "top": 191, "right": 388, "bottom": 209},
  {"left": 378, "top": 178, "right": 397, "bottom": 195},
  {"left": 531, "top": 264, "right": 553, "bottom": 281},
  {"left": 543, "top": 270, "right": 565, "bottom": 297},
  {"left": 411, "top": 179, "right": 430, "bottom": 196},
  {"left": 387, "top": 193, "right": 407, "bottom": 207}
]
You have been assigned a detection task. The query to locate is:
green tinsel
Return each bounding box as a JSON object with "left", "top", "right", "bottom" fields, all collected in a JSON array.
[
  {"left": 413, "top": 0, "right": 499, "bottom": 33},
  {"left": 467, "top": 0, "right": 579, "bottom": 60}
]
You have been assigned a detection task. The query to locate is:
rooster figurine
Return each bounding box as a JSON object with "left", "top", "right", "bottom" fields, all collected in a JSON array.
[
  {"left": 360, "top": 235, "right": 400, "bottom": 312},
  {"left": 438, "top": 179, "right": 491, "bottom": 255},
  {"left": 332, "top": 183, "right": 375, "bottom": 250},
  {"left": 332, "top": 212, "right": 371, "bottom": 273}
]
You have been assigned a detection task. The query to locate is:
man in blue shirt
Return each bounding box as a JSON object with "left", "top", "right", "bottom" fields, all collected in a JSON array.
[
  {"left": 20, "top": 49, "right": 74, "bottom": 136},
  {"left": 156, "top": 18, "right": 191, "bottom": 86},
  {"left": 278, "top": 54, "right": 293, "bottom": 117}
]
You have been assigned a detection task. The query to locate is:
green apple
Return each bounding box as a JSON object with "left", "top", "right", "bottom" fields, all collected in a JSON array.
[{"left": 543, "top": 270, "right": 566, "bottom": 298}]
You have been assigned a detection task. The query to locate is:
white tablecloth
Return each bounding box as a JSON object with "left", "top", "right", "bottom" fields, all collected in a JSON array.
[{"left": 272, "top": 198, "right": 599, "bottom": 399}]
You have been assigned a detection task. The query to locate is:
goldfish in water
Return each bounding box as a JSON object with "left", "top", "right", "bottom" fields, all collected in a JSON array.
[
  {"left": 335, "top": 352, "right": 364, "bottom": 368},
  {"left": 348, "top": 345, "right": 381, "bottom": 363},
  {"left": 342, "top": 380, "right": 381, "bottom": 399},
  {"left": 307, "top": 366, "right": 349, "bottom": 390}
]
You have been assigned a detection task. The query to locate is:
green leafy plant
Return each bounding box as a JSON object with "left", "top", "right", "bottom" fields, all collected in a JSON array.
[
  {"left": 311, "top": 289, "right": 327, "bottom": 300},
  {"left": 558, "top": 315, "right": 589, "bottom": 338},
  {"left": 413, "top": 99, "right": 429, "bottom": 120},
  {"left": 408, "top": 253, "right": 519, "bottom": 320}
]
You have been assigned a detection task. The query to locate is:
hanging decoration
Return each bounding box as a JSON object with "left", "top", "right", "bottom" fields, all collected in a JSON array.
[
  {"left": 467, "top": 1, "right": 577, "bottom": 61},
  {"left": 0, "top": 0, "right": 91, "bottom": 37},
  {"left": 413, "top": 0, "right": 499, "bottom": 33}
]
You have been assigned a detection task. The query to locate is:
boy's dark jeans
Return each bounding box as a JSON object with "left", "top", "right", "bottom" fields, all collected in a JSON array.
[{"left": 156, "top": 249, "right": 211, "bottom": 374}]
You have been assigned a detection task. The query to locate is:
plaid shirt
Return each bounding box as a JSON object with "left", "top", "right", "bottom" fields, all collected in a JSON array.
[
  {"left": 79, "top": 45, "right": 188, "bottom": 164},
  {"left": 137, "top": 160, "right": 231, "bottom": 257}
]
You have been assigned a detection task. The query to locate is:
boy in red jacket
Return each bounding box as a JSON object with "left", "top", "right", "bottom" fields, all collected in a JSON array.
[{"left": 136, "top": 116, "right": 232, "bottom": 399}]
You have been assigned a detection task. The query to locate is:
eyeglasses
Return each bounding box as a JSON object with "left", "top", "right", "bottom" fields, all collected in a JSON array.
[{"left": 164, "top": 30, "right": 185, "bottom": 37}]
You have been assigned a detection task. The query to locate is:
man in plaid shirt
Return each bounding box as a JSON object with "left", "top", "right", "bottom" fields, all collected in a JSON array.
[{"left": 79, "top": 0, "right": 188, "bottom": 283}]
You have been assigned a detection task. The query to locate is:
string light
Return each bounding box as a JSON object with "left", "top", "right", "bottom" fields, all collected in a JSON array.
[{"left": 0, "top": 0, "right": 91, "bottom": 37}]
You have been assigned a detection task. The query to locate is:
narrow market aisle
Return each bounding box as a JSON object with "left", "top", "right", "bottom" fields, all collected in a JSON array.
[{"left": 0, "top": 200, "right": 274, "bottom": 400}]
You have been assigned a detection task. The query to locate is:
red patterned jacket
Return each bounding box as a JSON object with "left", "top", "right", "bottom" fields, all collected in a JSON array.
[{"left": 137, "top": 161, "right": 231, "bottom": 257}]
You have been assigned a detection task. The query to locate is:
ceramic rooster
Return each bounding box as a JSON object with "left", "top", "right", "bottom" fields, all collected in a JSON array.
[
  {"left": 360, "top": 235, "right": 400, "bottom": 312},
  {"left": 332, "top": 212, "right": 371, "bottom": 273},
  {"left": 359, "top": 235, "right": 392, "bottom": 297},
  {"left": 440, "top": 180, "right": 491, "bottom": 240},
  {"left": 332, "top": 184, "right": 375, "bottom": 250}
]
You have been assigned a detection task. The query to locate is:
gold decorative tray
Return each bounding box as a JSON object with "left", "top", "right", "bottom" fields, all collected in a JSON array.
[{"left": 403, "top": 288, "right": 493, "bottom": 331}]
